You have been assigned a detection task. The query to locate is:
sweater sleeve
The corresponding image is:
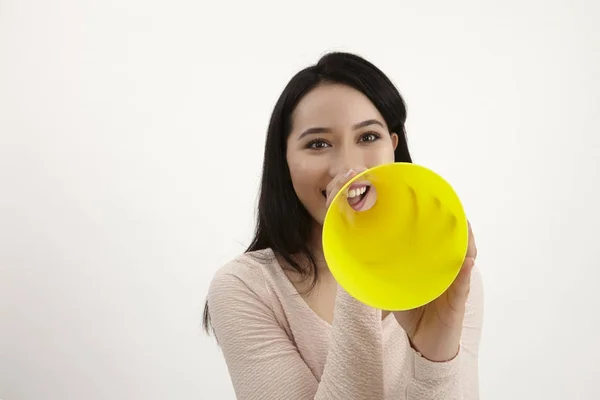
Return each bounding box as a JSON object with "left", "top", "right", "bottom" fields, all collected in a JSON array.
[
  {"left": 407, "top": 265, "right": 484, "bottom": 399},
  {"left": 207, "top": 263, "right": 385, "bottom": 400}
]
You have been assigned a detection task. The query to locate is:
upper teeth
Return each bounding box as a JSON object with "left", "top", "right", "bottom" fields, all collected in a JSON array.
[{"left": 348, "top": 186, "right": 367, "bottom": 198}]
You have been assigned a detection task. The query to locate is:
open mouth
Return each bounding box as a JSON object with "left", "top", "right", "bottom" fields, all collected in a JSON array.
[
  {"left": 347, "top": 185, "right": 370, "bottom": 205},
  {"left": 346, "top": 184, "right": 371, "bottom": 211},
  {"left": 321, "top": 181, "right": 372, "bottom": 211}
]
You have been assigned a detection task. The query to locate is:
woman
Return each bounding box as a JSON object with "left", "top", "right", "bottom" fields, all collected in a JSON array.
[{"left": 203, "top": 52, "right": 483, "bottom": 399}]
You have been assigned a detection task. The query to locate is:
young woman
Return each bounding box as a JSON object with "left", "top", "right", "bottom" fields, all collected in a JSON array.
[{"left": 203, "top": 52, "right": 483, "bottom": 399}]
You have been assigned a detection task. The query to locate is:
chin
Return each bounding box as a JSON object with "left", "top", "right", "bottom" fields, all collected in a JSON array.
[
  {"left": 307, "top": 210, "right": 326, "bottom": 228},
  {"left": 312, "top": 212, "right": 326, "bottom": 226}
]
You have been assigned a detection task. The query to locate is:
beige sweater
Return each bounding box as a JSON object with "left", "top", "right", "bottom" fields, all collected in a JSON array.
[{"left": 207, "top": 248, "right": 483, "bottom": 399}]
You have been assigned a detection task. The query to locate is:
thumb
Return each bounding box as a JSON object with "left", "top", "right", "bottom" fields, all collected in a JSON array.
[
  {"left": 455, "top": 257, "right": 475, "bottom": 286},
  {"left": 448, "top": 257, "right": 475, "bottom": 307}
]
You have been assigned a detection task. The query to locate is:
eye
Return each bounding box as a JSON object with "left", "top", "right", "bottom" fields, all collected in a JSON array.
[
  {"left": 359, "top": 132, "right": 381, "bottom": 143},
  {"left": 306, "top": 139, "right": 331, "bottom": 149}
]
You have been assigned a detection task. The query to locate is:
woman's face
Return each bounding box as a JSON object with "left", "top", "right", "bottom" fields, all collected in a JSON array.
[{"left": 286, "top": 83, "right": 398, "bottom": 226}]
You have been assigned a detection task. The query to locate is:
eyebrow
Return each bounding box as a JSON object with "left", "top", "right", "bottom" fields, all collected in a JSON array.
[{"left": 297, "top": 119, "right": 384, "bottom": 140}]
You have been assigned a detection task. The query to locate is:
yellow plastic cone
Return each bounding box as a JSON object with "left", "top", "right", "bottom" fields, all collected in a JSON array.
[{"left": 322, "top": 162, "right": 468, "bottom": 311}]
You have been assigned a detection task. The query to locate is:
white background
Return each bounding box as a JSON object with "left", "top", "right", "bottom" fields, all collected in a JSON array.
[{"left": 1, "top": 0, "right": 599, "bottom": 399}]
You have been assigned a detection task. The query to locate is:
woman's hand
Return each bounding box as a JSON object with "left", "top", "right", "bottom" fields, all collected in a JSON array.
[
  {"left": 324, "top": 168, "right": 364, "bottom": 209},
  {"left": 393, "top": 221, "right": 478, "bottom": 362}
]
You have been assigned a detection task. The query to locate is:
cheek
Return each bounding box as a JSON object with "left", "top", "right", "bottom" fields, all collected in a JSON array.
[
  {"left": 365, "top": 140, "right": 396, "bottom": 166},
  {"left": 287, "top": 156, "right": 326, "bottom": 193}
]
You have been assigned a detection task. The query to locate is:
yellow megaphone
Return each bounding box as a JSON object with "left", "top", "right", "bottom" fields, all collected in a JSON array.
[{"left": 322, "top": 162, "right": 469, "bottom": 311}]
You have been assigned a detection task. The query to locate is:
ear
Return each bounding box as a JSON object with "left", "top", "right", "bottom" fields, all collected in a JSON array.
[{"left": 390, "top": 132, "right": 399, "bottom": 151}]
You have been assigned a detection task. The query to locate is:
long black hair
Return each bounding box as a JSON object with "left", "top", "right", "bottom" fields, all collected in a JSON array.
[{"left": 203, "top": 51, "right": 412, "bottom": 334}]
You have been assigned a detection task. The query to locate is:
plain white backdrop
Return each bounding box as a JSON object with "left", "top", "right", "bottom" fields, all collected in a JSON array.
[{"left": 1, "top": 0, "right": 599, "bottom": 399}]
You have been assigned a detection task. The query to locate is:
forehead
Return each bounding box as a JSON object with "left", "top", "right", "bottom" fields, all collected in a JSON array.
[{"left": 291, "top": 83, "right": 386, "bottom": 131}]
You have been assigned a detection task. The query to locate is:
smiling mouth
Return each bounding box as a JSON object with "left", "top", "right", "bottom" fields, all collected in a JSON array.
[
  {"left": 321, "top": 184, "right": 372, "bottom": 207},
  {"left": 347, "top": 185, "right": 370, "bottom": 207}
]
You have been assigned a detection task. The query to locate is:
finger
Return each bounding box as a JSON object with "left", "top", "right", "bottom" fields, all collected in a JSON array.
[
  {"left": 455, "top": 257, "right": 475, "bottom": 286},
  {"left": 449, "top": 257, "right": 475, "bottom": 302},
  {"left": 466, "top": 220, "right": 477, "bottom": 259},
  {"left": 443, "top": 257, "right": 474, "bottom": 312},
  {"left": 325, "top": 169, "right": 358, "bottom": 208}
]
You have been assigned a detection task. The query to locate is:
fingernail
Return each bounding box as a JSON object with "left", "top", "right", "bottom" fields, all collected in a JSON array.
[{"left": 344, "top": 169, "right": 355, "bottom": 177}]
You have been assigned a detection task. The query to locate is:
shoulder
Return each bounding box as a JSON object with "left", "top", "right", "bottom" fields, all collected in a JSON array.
[
  {"left": 206, "top": 249, "right": 290, "bottom": 342},
  {"left": 207, "top": 248, "right": 278, "bottom": 308},
  {"left": 209, "top": 248, "right": 277, "bottom": 284}
]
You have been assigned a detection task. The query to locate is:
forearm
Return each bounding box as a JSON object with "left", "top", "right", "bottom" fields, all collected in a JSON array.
[{"left": 315, "top": 286, "right": 385, "bottom": 400}]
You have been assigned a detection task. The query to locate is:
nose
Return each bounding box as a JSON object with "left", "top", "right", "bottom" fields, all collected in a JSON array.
[{"left": 328, "top": 146, "right": 367, "bottom": 178}]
